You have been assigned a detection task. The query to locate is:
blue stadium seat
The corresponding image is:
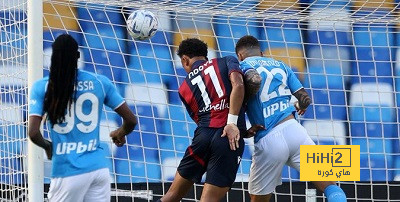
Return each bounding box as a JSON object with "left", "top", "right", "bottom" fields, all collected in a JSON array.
[
  {"left": 307, "top": 31, "right": 350, "bottom": 45},
  {"left": 114, "top": 143, "right": 159, "bottom": 165},
  {"left": 114, "top": 159, "right": 161, "bottom": 183},
  {"left": 260, "top": 18, "right": 302, "bottom": 50},
  {"left": 353, "top": 23, "right": 394, "bottom": 47},
  {"left": 352, "top": 138, "right": 393, "bottom": 154},
  {"left": 350, "top": 122, "right": 395, "bottom": 138},
  {"left": 282, "top": 166, "right": 299, "bottom": 182},
  {"left": 128, "top": 41, "right": 177, "bottom": 103},
  {"left": 77, "top": 6, "right": 124, "bottom": 31},
  {"left": 351, "top": 25, "right": 394, "bottom": 85},
  {"left": 0, "top": 24, "right": 27, "bottom": 58},
  {"left": 0, "top": 10, "right": 26, "bottom": 26},
  {"left": 304, "top": 89, "right": 347, "bottom": 120},
  {"left": 0, "top": 156, "right": 24, "bottom": 184},
  {"left": 302, "top": 120, "right": 346, "bottom": 145},
  {"left": 82, "top": 28, "right": 125, "bottom": 52},
  {"left": 351, "top": 47, "right": 392, "bottom": 85},
  {"left": 350, "top": 106, "right": 394, "bottom": 123},
  {"left": 360, "top": 154, "right": 393, "bottom": 181},
  {"left": 213, "top": 16, "right": 260, "bottom": 56},
  {"left": 304, "top": 65, "right": 346, "bottom": 89}
]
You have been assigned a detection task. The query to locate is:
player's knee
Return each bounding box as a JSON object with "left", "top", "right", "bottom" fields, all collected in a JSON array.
[{"left": 324, "top": 185, "right": 347, "bottom": 202}]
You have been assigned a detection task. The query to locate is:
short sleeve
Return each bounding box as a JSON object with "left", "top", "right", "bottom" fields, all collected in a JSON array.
[
  {"left": 239, "top": 60, "right": 255, "bottom": 75},
  {"left": 100, "top": 76, "right": 125, "bottom": 110},
  {"left": 29, "top": 80, "right": 45, "bottom": 117},
  {"left": 225, "top": 55, "right": 243, "bottom": 77},
  {"left": 284, "top": 64, "right": 303, "bottom": 93}
]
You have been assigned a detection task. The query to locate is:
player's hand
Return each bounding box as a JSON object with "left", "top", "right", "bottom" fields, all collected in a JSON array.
[
  {"left": 294, "top": 101, "right": 306, "bottom": 116},
  {"left": 110, "top": 129, "right": 127, "bottom": 147},
  {"left": 221, "top": 123, "right": 240, "bottom": 151},
  {"left": 245, "top": 124, "right": 265, "bottom": 138},
  {"left": 44, "top": 139, "right": 52, "bottom": 160}
]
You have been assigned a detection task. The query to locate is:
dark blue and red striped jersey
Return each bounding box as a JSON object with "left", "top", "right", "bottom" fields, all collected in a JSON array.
[{"left": 178, "top": 56, "right": 246, "bottom": 130}]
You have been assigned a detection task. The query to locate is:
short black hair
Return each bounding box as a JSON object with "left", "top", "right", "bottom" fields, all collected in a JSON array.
[
  {"left": 177, "top": 38, "right": 208, "bottom": 58},
  {"left": 235, "top": 35, "right": 260, "bottom": 54}
]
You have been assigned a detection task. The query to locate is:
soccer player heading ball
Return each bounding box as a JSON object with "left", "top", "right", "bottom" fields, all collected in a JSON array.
[
  {"left": 159, "top": 38, "right": 260, "bottom": 202},
  {"left": 235, "top": 35, "right": 347, "bottom": 202},
  {"left": 28, "top": 34, "right": 137, "bottom": 202}
]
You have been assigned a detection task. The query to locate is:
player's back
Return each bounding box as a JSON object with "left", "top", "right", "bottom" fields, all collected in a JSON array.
[
  {"left": 30, "top": 69, "right": 124, "bottom": 177},
  {"left": 240, "top": 56, "right": 303, "bottom": 142},
  {"left": 178, "top": 56, "right": 246, "bottom": 130}
]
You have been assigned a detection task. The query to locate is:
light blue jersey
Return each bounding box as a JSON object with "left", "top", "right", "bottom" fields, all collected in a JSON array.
[
  {"left": 240, "top": 56, "right": 303, "bottom": 143},
  {"left": 29, "top": 70, "right": 124, "bottom": 178}
]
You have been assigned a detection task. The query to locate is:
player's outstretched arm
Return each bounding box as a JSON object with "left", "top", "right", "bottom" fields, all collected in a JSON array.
[
  {"left": 293, "top": 88, "right": 311, "bottom": 116},
  {"left": 244, "top": 69, "right": 261, "bottom": 101},
  {"left": 28, "top": 116, "right": 52, "bottom": 160},
  {"left": 111, "top": 103, "right": 137, "bottom": 147},
  {"left": 222, "top": 71, "right": 245, "bottom": 150}
]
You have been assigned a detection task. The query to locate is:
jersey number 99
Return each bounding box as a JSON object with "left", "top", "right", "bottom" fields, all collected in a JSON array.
[{"left": 53, "top": 92, "right": 99, "bottom": 134}]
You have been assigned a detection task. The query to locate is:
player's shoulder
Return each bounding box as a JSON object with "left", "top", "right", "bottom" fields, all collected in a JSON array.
[
  {"left": 220, "top": 55, "right": 238, "bottom": 63},
  {"left": 32, "top": 77, "right": 49, "bottom": 91},
  {"left": 78, "top": 70, "right": 111, "bottom": 85}
]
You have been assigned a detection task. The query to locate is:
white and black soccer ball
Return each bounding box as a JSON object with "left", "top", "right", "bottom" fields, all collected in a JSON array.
[{"left": 126, "top": 10, "right": 158, "bottom": 41}]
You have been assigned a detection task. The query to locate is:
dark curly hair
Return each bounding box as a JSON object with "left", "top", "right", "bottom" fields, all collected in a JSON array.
[
  {"left": 43, "top": 34, "right": 79, "bottom": 126},
  {"left": 177, "top": 38, "right": 208, "bottom": 59},
  {"left": 235, "top": 35, "right": 260, "bottom": 54}
]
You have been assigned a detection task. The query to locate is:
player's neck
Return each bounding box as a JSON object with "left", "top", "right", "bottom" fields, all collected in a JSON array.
[
  {"left": 186, "top": 56, "right": 207, "bottom": 72},
  {"left": 189, "top": 56, "right": 207, "bottom": 65}
]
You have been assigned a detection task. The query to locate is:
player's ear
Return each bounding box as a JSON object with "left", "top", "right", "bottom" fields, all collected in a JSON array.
[
  {"left": 180, "top": 55, "right": 191, "bottom": 72},
  {"left": 237, "top": 52, "right": 244, "bottom": 61}
]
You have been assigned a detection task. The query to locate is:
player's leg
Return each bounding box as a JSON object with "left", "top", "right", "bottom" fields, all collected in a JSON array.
[
  {"left": 160, "top": 172, "right": 194, "bottom": 202},
  {"left": 248, "top": 128, "right": 290, "bottom": 202},
  {"left": 84, "top": 168, "right": 111, "bottom": 202},
  {"left": 200, "top": 183, "right": 230, "bottom": 202},
  {"left": 249, "top": 194, "right": 272, "bottom": 202},
  {"left": 47, "top": 172, "right": 92, "bottom": 202},
  {"left": 200, "top": 128, "right": 245, "bottom": 202},
  {"left": 311, "top": 181, "right": 347, "bottom": 202},
  {"left": 161, "top": 127, "right": 210, "bottom": 202},
  {"left": 285, "top": 121, "right": 347, "bottom": 202}
]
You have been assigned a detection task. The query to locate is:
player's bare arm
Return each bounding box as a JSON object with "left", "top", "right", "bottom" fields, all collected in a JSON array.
[
  {"left": 293, "top": 88, "right": 311, "bottom": 116},
  {"left": 244, "top": 69, "right": 262, "bottom": 100},
  {"left": 221, "top": 71, "right": 245, "bottom": 151},
  {"left": 110, "top": 103, "right": 138, "bottom": 147},
  {"left": 28, "top": 116, "right": 52, "bottom": 160},
  {"left": 244, "top": 124, "right": 265, "bottom": 138}
]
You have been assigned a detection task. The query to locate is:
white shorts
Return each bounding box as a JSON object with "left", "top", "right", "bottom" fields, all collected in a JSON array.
[
  {"left": 48, "top": 168, "right": 110, "bottom": 202},
  {"left": 248, "top": 119, "right": 315, "bottom": 195}
]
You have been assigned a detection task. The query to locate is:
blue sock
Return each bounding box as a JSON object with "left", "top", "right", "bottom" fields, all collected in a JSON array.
[{"left": 324, "top": 185, "right": 347, "bottom": 202}]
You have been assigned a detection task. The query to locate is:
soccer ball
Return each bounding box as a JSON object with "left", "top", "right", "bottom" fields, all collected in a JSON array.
[{"left": 126, "top": 10, "right": 158, "bottom": 41}]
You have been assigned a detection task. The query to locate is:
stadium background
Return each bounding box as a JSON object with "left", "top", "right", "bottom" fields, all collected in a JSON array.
[{"left": 2, "top": 0, "right": 400, "bottom": 201}]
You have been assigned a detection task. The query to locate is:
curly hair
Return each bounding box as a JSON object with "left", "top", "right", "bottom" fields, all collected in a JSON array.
[
  {"left": 43, "top": 34, "right": 79, "bottom": 126},
  {"left": 177, "top": 38, "right": 208, "bottom": 58},
  {"left": 235, "top": 35, "right": 260, "bottom": 54}
]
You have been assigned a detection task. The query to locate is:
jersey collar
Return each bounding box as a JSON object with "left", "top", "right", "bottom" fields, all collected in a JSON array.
[
  {"left": 191, "top": 59, "right": 208, "bottom": 70},
  {"left": 243, "top": 56, "right": 263, "bottom": 62}
]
